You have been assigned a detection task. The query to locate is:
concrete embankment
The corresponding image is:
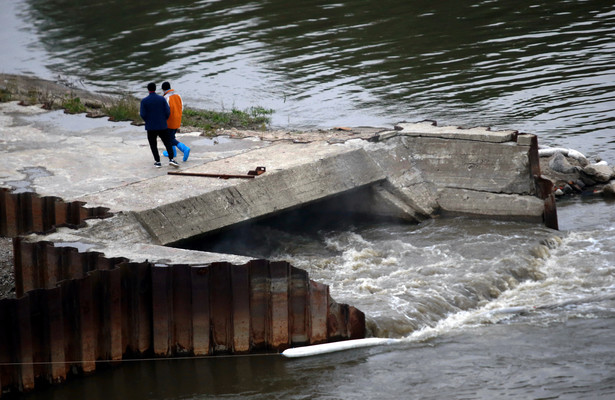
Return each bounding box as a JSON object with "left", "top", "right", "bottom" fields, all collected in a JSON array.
[{"left": 1, "top": 98, "right": 556, "bottom": 395}]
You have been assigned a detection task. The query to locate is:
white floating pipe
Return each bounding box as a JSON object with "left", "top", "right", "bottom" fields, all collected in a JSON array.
[{"left": 281, "top": 337, "right": 400, "bottom": 358}]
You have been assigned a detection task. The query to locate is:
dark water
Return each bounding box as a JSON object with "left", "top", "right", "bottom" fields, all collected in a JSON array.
[
  {"left": 3, "top": 0, "right": 615, "bottom": 399},
  {"left": 3, "top": 0, "right": 615, "bottom": 159}
]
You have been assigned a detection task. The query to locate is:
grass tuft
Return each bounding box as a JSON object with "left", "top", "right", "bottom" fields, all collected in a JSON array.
[
  {"left": 104, "top": 93, "right": 141, "bottom": 121},
  {"left": 183, "top": 106, "right": 273, "bottom": 135},
  {"left": 62, "top": 95, "right": 87, "bottom": 114}
]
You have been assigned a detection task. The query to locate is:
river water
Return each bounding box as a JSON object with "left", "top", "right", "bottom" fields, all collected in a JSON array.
[{"left": 3, "top": 0, "right": 615, "bottom": 399}]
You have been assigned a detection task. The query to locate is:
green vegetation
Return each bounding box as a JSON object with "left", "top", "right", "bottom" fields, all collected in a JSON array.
[
  {"left": 183, "top": 106, "right": 273, "bottom": 135},
  {"left": 0, "top": 88, "right": 11, "bottom": 102},
  {"left": 0, "top": 77, "right": 274, "bottom": 132},
  {"left": 61, "top": 95, "right": 87, "bottom": 114},
  {"left": 104, "top": 94, "right": 141, "bottom": 122}
]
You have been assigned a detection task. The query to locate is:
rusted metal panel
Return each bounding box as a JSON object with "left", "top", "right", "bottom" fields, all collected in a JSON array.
[
  {"left": 308, "top": 281, "right": 328, "bottom": 344},
  {"left": 14, "top": 239, "right": 36, "bottom": 297},
  {"left": 120, "top": 262, "right": 152, "bottom": 355},
  {"left": 209, "top": 262, "right": 232, "bottom": 353},
  {"left": 77, "top": 277, "right": 96, "bottom": 373},
  {"left": 269, "top": 261, "right": 290, "bottom": 350},
  {"left": 16, "top": 193, "right": 31, "bottom": 236},
  {"left": 347, "top": 306, "right": 366, "bottom": 339},
  {"left": 151, "top": 266, "right": 171, "bottom": 356},
  {"left": 30, "top": 195, "right": 44, "bottom": 234},
  {"left": 327, "top": 301, "right": 348, "bottom": 340},
  {"left": 16, "top": 296, "right": 34, "bottom": 392},
  {"left": 0, "top": 188, "right": 17, "bottom": 237},
  {"left": 43, "top": 196, "right": 59, "bottom": 233},
  {"left": 68, "top": 201, "right": 87, "bottom": 227},
  {"left": 104, "top": 268, "right": 122, "bottom": 361},
  {"left": 53, "top": 199, "right": 68, "bottom": 228},
  {"left": 231, "top": 264, "right": 250, "bottom": 353},
  {"left": 66, "top": 248, "right": 86, "bottom": 281},
  {"left": 44, "top": 287, "right": 66, "bottom": 384},
  {"left": 191, "top": 266, "right": 210, "bottom": 356},
  {"left": 289, "top": 267, "right": 308, "bottom": 345},
  {"left": 89, "top": 270, "right": 104, "bottom": 362},
  {"left": 61, "top": 281, "right": 80, "bottom": 378},
  {"left": 172, "top": 265, "right": 193, "bottom": 355},
  {"left": 0, "top": 299, "right": 16, "bottom": 393},
  {"left": 42, "top": 242, "right": 61, "bottom": 290},
  {"left": 248, "top": 259, "right": 269, "bottom": 350}
]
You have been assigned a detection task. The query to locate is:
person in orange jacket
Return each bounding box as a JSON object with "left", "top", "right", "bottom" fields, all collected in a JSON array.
[{"left": 161, "top": 81, "right": 190, "bottom": 161}]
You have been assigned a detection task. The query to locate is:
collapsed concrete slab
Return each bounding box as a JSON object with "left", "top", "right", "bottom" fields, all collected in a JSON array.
[{"left": 1, "top": 100, "right": 556, "bottom": 254}]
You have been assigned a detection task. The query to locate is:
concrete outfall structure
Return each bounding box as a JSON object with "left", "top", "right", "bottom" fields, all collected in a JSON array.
[{"left": 1, "top": 100, "right": 557, "bottom": 395}]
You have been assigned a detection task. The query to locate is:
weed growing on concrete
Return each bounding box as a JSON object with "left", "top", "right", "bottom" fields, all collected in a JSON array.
[
  {"left": 183, "top": 106, "right": 273, "bottom": 135},
  {"left": 62, "top": 95, "right": 87, "bottom": 114},
  {"left": 0, "top": 88, "right": 11, "bottom": 102},
  {"left": 104, "top": 94, "right": 140, "bottom": 121}
]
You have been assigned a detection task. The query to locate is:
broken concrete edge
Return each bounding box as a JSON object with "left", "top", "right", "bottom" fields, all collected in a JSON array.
[{"left": 369, "top": 120, "right": 523, "bottom": 144}]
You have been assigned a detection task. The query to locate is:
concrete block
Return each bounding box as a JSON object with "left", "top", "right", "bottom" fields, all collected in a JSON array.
[
  {"left": 516, "top": 133, "right": 535, "bottom": 146},
  {"left": 134, "top": 146, "right": 387, "bottom": 245},
  {"left": 401, "top": 136, "right": 534, "bottom": 195},
  {"left": 395, "top": 121, "right": 516, "bottom": 143},
  {"left": 437, "top": 188, "right": 545, "bottom": 220}
]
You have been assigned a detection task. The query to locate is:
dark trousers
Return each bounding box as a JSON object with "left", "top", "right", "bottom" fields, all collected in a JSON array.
[
  {"left": 147, "top": 129, "right": 175, "bottom": 162},
  {"left": 168, "top": 128, "right": 179, "bottom": 146}
]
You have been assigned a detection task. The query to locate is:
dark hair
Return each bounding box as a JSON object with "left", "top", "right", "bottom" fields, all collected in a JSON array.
[
  {"left": 147, "top": 82, "right": 156, "bottom": 92},
  {"left": 161, "top": 81, "right": 171, "bottom": 91}
]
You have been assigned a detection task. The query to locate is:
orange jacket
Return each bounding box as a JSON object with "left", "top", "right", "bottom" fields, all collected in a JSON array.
[{"left": 163, "top": 89, "right": 183, "bottom": 129}]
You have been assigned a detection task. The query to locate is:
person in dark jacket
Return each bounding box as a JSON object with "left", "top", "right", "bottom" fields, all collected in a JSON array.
[{"left": 140, "top": 82, "right": 179, "bottom": 168}]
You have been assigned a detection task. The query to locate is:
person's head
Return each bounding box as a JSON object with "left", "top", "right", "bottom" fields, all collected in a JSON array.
[
  {"left": 147, "top": 82, "right": 156, "bottom": 92},
  {"left": 161, "top": 81, "right": 171, "bottom": 91}
]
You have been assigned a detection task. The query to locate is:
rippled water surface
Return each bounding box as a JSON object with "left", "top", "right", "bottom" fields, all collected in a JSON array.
[
  {"left": 3, "top": 0, "right": 615, "bottom": 399},
  {"left": 3, "top": 0, "right": 615, "bottom": 158}
]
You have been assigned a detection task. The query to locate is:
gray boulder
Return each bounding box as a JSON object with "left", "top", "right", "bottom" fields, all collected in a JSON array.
[
  {"left": 549, "top": 152, "right": 578, "bottom": 174},
  {"left": 603, "top": 181, "right": 615, "bottom": 197},
  {"left": 583, "top": 164, "right": 614, "bottom": 183}
]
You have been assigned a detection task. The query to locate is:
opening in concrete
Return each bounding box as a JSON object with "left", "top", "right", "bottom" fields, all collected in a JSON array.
[{"left": 175, "top": 185, "right": 414, "bottom": 259}]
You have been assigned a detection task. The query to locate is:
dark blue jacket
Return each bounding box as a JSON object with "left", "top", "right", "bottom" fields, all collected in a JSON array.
[{"left": 140, "top": 92, "right": 170, "bottom": 130}]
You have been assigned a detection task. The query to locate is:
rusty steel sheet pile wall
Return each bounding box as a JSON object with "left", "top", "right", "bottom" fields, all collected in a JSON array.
[
  {"left": 0, "top": 188, "right": 112, "bottom": 238},
  {"left": 0, "top": 243, "right": 365, "bottom": 396}
]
